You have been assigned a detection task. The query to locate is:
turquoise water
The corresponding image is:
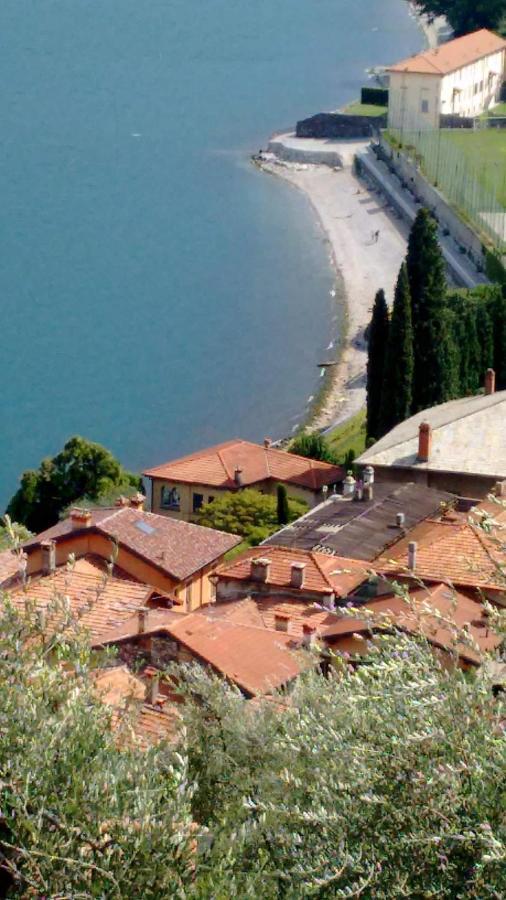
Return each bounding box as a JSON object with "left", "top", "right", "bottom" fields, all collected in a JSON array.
[{"left": 0, "top": 1, "right": 422, "bottom": 508}]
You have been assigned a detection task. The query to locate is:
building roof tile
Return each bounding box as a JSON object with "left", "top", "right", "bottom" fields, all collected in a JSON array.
[
  {"left": 23, "top": 506, "right": 240, "bottom": 581},
  {"left": 388, "top": 29, "right": 506, "bottom": 76},
  {"left": 143, "top": 439, "right": 343, "bottom": 491}
]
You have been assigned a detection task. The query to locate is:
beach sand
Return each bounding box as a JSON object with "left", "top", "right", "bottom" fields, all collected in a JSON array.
[{"left": 259, "top": 152, "right": 409, "bottom": 431}]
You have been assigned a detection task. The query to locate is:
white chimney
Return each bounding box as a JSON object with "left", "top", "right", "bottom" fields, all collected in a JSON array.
[
  {"left": 408, "top": 541, "right": 417, "bottom": 571},
  {"left": 290, "top": 562, "right": 306, "bottom": 589},
  {"left": 138, "top": 607, "right": 150, "bottom": 633},
  {"left": 41, "top": 540, "right": 56, "bottom": 575},
  {"left": 396, "top": 512, "right": 406, "bottom": 528},
  {"left": 343, "top": 473, "right": 356, "bottom": 498},
  {"left": 251, "top": 558, "right": 271, "bottom": 583},
  {"left": 302, "top": 623, "right": 317, "bottom": 648},
  {"left": 363, "top": 466, "right": 375, "bottom": 485}
]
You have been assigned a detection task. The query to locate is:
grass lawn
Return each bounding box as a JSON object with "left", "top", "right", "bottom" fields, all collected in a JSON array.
[
  {"left": 342, "top": 101, "right": 387, "bottom": 117},
  {"left": 487, "top": 103, "right": 506, "bottom": 118},
  {"left": 443, "top": 128, "right": 506, "bottom": 208},
  {"left": 326, "top": 408, "right": 367, "bottom": 462}
]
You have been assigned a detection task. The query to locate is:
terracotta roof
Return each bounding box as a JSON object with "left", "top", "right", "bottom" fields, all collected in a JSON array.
[
  {"left": 167, "top": 610, "right": 312, "bottom": 696},
  {"left": 388, "top": 29, "right": 506, "bottom": 76},
  {"left": 325, "top": 583, "right": 502, "bottom": 665},
  {"left": 7, "top": 556, "right": 159, "bottom": 641},
  {"left": 93, "top": 666, "right": 179, "bottom": 747},
  {"left": 23, "top": 506, "right": 240, "bottom": 581},
  {"left": 376, "top": 505, "right": 506, "bottom": 591},
  {"left": 358, "top": 391, "right": 506, "bottom": 479},
  {"left": 143, "top": 439, "right": 343, "bottom": 491},
  {"left": 216, "top": 545, "right": 369, "bottom": 597},
  {"left": 212, "top": 596, "right": 346, "bottom": 639},
  {"left": 264, "top": 482, "right": 459, "bottom": 560},
  {"left": 0, "top": 549, "right": 22, "bottom": 586}
]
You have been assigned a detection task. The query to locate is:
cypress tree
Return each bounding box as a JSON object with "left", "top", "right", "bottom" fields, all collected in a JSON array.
[
  {"left": 379, "top": 263, "right": 414, "bottom": 436},
  {"left": 366, "top": 289, "right": 389, "bottom": 441},
  {"left": 406, "top": 209, "right": 448, "bottom": 412},
  {"left": 276, "top": 483, "right": 289, "bottom": 525}
]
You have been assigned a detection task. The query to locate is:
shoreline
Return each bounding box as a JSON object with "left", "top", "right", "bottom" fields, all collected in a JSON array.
[{"left": 257, "top": 151, "right": 409, "bottom": 431}]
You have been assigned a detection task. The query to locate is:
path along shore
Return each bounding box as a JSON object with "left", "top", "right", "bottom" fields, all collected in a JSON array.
[{"left": 258, "top": 144, "right": 409, "bottom": 431}]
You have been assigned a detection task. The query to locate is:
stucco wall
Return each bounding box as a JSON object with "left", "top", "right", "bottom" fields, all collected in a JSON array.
[{"left": 360, "top": 464, "right": 495, "bottom": 499}]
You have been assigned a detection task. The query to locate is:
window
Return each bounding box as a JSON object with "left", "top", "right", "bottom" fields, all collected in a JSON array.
[
  {"left": 421, "top": 99, "right": 429, "bottom": 113},
  {"left": 192, "top": 492, "right": 204, "bottom": 513},
  {"left": 161, "top": 485, "right": 180, "bottom": 510},
  {"left": 208, "top": 495, "right": 215, "bottom": 504}
]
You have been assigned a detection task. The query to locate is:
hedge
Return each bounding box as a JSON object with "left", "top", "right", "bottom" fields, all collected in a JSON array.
[{"left": 361, "top": 86, "right": 389, "bottom": 106}]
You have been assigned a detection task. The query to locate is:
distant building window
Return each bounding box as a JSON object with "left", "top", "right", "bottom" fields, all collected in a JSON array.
[
  {"left": 161, "top": 486, "right": 180, "bottom": 510},
  {"left": 421, "top": 99, "right": 429, "bottom": 114},
  {"left": 479, "top": 80, "right": 483, "bottom": 92},
  {"left": 193, "top": 492, "right": 204, "bottom": 513},
  {"left": 474, "top": 83, "right": 479, "bottom": 95}
]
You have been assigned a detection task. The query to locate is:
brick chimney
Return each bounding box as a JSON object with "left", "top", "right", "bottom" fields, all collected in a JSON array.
[
  {"left": 264, "top": 437, "right": 272, "bottom": 449},
  {"left": 41, "top": 540, "right": 56, "bottom": 575},
  {"left": 485, "top": 368, "right": 496, "bottom": 396},
  {"left": 251, "top": 558, "right": 271, "bottom": 583},
  {"left": 290, "top": 562, "right": 306, "bottom": 589},
  {"left": 417, "top": 422, "right": 432, "bottom": 463},
  {"left": 130, "top": 492, "right": 145, "bottom": 511},
  {"left": 70, "top": 508, "right": 92, "bottom": 530},
  {"left": 274, "top": 612, "right": 290, "bottom": 633}
]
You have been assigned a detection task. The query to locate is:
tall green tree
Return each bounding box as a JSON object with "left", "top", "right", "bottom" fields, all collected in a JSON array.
[
  {"left": 366, "top": 289, "right": 389, "bottom": 441},
  {"left": 379, "top": 264, "right": 414, "bottom": 435},
  {"left": 6, "top": 436, "right": 142, "bottom": 533},
  {"left": 408, "top": 0, "right": 506, "bottom": 36},
  {"left": 406, "top": 209, "right": 450, "bottom": 412},
  {"left": 276, "top": 483, "right": 289, "bottom": 526}
]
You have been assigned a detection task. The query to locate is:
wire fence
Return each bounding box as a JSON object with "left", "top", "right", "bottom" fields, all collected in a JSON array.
[{"left": 387, "top": 126, "right": 506, "bottom": 251}]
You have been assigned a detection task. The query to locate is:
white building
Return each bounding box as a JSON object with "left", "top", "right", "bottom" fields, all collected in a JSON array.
[{"left": 387, "top": 29, "right": 506, "bottom": 132}]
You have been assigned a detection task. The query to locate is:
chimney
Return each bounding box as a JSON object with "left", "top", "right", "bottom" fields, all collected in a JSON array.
[
  {"left": 70, "top": 508, "right": 92, "bottom": 530},
  {"left": 290, "top": 562, "right": 306, "bottom": 589},
  {"left": 274, "top": 612, "right": 290, "bottom": 633},
  {"left": 251, "top": 557, "right": 271, "bottom": 583},
  {"left": 234, "top": 467, "right": 243, "bottom": 487},
  {"left": 353, "top": 480, "right": 364, "bottom": 502},
  {"left": 494, "top": 480, "right": 506, "bottom": 498},
  {"left": 41, "top": 540, "right": 56, "bottom": 575},
  {"left": 363, "top": 466, "right": 375, "bottom": 486},
  {"left": 302, "top": 623, "right": 317, "bottom": 649},
  {"left": 148, "top": 675, "right": 159, "bottom": 705},
  {"left": 408, "top": 541, "right": 417, "bottom": 571},
  {"left": 129, "top": 492, "right": 145, "bottom": 511},
  {"left": 115, "top": 495, "right": 129, "bottom": 507},
  {"left": 396, "top": 512, "right": 405, "bottom": 528},
  {"left": 417, "top": 422, "right": 432, "bottom": 463},
  {"left": 264, "top": 437, "right": 272, "bottom": 449},
  {"left": 342, "top": 472, "right": 356, "bottom": 498},
  {"left": 485, "top": 368, "right": 496, "bottom": 396},
  {"left": 363, "top": 483, "right": 373, "bottom": 501},
  {"left": 138, "top": 607, "right": 150, "bottom": 633}
]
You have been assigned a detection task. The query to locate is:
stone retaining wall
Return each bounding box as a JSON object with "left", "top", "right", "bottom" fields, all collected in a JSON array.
[{"left": 296, "top": 112, "right": 386, "bottom": 140}]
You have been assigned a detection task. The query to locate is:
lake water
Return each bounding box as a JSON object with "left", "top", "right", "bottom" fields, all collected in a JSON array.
[{"left": 0, "top": 0, "right": 422, "bottom": 508}]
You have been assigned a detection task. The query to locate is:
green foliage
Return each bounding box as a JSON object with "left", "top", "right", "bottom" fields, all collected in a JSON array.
[
  {"left": 366, "top": 289, "right": 389, "bottom": 441},
  {"left": 0, "top": 520, "right": 32, "bottom": 550},
  {"left": 327, "top": 409, "right": 367, "bottom": 462},
  {"left": 361, "top": 86, "right": 389, "bottom": 106},
  {"left": 289, "top": 431, "right": 338, "bottom": 463},
  {"left": 178, "top": 631, "right": 506, "bottom": 898},
  {"left": 485, "top": 249, "right": 506, "bottom": 289},
  {"left": 0, "top": 596, "right": 197, "bottom": 897},
  {"left": 276, "top": 484, "right": 289, "bottom": 526},
  {"left": 6, "top": 436, "right": 142, "bottom": 533},
  {"left": 407, "top": 209, "right": 450, "bottom": 412},
  {"left": 409, "top": 0, "right": 506, "bottom": 36},
  {"left": 379, "top": 263, "right": 414, "bottom": 436},
  {"left": 196, "top": 488, "right": 307, "bottom": 545}
]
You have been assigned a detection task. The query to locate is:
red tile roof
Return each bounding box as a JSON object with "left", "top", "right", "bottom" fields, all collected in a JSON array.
[
  {"left": 376, "top": 504, "right": 506, "bottom": 591},
  {"left": 143, "top": 439, "right": 343, "bottom": 491},
  {"left": 388, "top": 29, "right": 506, "bottom": 76},
  {"left": 24, "top": 506, "right": 240, "bottom": 581},
  {"left": 212, "top": 596, "right": 345, "bottom": 639},
  {"left": 325, "top": 583, "right": 501, "bottom": 665},
  {"left": 7, "top": 556, "right": 163, "bottom": 642},
  {"left": 216, "top": 545, "right": 369, "bottom": 597},
  {"left": 93, "top": 666, "right": 179, "bottom": 747}
]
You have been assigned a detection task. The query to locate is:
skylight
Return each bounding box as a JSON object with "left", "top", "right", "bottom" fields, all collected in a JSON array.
[{"left": 135, "top": 520, "right": 156, "bottom": 536}]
